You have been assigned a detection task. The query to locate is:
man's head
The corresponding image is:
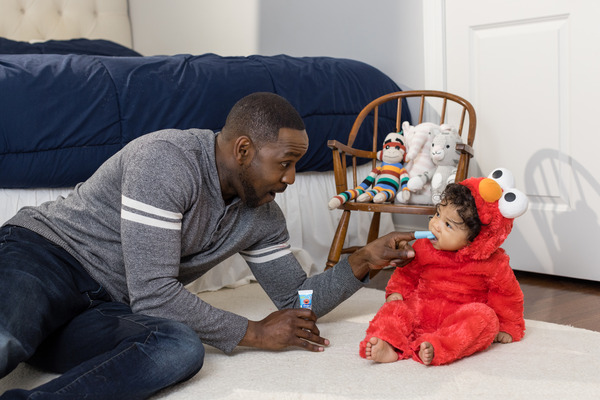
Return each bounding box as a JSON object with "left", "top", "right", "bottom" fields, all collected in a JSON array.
[
  {"left": 217, "top": 92, "right": 309, "bottom": 208},
  {"left": 221, "top": 92, "right": 306, "bottom": 148}
]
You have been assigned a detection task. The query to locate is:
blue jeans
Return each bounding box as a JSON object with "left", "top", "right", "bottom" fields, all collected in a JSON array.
[{"left": 0, "top": 226, "right": 205, "bottom": 399}]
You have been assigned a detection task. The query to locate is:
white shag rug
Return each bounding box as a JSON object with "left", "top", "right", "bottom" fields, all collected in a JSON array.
[{"left": 2, "top": 283, "right": 600, "bottom": 400}]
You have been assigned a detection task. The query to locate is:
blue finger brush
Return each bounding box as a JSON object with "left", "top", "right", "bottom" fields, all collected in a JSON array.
[{"left": 415, "top": 231, "right": 436, "bottom": 240}]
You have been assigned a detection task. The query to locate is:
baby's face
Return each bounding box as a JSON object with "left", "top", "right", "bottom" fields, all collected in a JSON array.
[{"left": 427, "top": 203, "right": 471, "bottom": 251}]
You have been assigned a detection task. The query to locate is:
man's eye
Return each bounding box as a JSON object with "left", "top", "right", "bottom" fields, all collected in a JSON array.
[{"left": 281, "top": 162, "right": 290, "bottom": 168}]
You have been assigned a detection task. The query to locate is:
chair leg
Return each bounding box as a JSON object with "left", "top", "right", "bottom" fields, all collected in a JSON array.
[
  {"left": 326, "top": 210, "right": 351, "bottom": 270},
  {"left": 367, "top": 212, "right": 381, "bottom": 243},
  {"left": 368, "top": 212, "right": 383, "bottom": 279}
]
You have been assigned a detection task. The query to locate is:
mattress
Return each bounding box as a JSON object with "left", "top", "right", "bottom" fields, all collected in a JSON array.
[{"left": 1, "top": 48, "right": 409, "bottom": 188}]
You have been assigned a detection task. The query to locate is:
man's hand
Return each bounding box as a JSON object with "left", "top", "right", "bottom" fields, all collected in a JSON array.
[
  {"left": 348, "top": 231, "right": 416, "bottom": 280},
  {"left": 239, "top": 309, "right": 329, "bottom": 352}
]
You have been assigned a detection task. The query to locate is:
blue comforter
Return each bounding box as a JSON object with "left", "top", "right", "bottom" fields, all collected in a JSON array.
[{"left": 0, "top": 52, "right": 409, "bottom": 188}]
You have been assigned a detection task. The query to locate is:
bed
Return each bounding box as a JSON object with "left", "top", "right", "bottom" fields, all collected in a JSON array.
[{"left": 0, "top": 0, "right": 411, "bottom": 291}]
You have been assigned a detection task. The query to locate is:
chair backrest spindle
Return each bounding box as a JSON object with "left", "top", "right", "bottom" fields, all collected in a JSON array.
[
  {"left": 396, "top": 99, "right": 402, "bottom": 133},
  {"left": 372, "top": 106, "right": 379, "bottom": 154},
  {"left": 439, "top": 99, "right": 447, "bottom": 124},
  {"left": 418, "top": 96, "right": 425, "bottom": 123},
  {"left": 459, "top": 108, "right": 466, "bottom": 135}
]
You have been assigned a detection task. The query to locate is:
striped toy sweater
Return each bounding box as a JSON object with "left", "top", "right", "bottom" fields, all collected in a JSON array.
[
  {"left": 364, "top": 161, "right": 409, "bottom": 200},
  {"left": 6, "top": 129, "right": 365, "bottom": 353},
  {"left": 334, "top": 161, "right": 408, "bottom": 204}
]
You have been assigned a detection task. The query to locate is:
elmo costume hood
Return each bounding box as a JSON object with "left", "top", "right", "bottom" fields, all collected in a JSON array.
[{"left": 456, "top": 168, "right": 528, "bottom": 261}]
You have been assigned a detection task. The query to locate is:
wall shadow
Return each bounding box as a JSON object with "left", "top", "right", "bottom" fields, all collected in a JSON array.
[{"left": 521, "top": 148, "right": 600, "bottom": 278}]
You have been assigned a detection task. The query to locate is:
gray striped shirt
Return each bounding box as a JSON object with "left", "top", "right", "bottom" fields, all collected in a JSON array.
[{"left": 7, "top": 129, "right": 364, "bottom": 353}]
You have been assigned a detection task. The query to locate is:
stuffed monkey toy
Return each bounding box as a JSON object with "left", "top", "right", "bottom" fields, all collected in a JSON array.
[{"left": 328, "top": 132, "right": 410, "bottom": 210}]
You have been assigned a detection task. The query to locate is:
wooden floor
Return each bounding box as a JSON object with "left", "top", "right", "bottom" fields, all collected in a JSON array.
[{"left": 366, "top": 268, "right": 600, "bottom": 332}]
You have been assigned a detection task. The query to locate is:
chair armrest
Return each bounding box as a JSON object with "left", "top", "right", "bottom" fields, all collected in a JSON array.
[
  {"left": 456, "top": 143, "right": 474, "bottom": 157},
  {"left": 327, "top": 140, "right": 377, "bottom": 159},
  {"left": 455, "top": 143, "right": 475, "bottom": 182}
]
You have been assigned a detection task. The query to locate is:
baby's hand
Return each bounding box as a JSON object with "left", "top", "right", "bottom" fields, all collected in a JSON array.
[
  {"left": 386, "top": 293, "right": 404, "bottom": 302},
  {"left": 494, "top": 331, "right": 513, "bottom": 343}
]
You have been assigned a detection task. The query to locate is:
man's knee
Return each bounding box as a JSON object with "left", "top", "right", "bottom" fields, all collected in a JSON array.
[
  {"left": 0, "top": 327, "right": 28, "bottom": 377},
  {"left": 154, "top": 320, "right": 204, "bottom": 382}
]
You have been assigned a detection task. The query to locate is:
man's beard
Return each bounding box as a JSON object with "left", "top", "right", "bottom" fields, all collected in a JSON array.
[{"left": 239, "top": 168, "right": 262, "bottom": 208}]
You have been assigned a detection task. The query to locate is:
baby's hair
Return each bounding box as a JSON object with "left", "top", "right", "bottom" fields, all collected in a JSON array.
[{"left": 439, "top": 183, "right": 481, "bottom": 242}]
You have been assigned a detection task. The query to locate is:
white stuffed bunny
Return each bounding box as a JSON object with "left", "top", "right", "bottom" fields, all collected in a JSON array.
[
  {"left": 397, "top": 121, "right": 441, "bottom": 204},
  {"left": 430, "top": 126, "right": 463, "bottom": 204}
]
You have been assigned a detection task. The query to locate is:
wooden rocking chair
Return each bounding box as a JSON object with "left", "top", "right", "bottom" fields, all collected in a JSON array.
[{"left": 325, "top": 90, "right": 477, "bottom": 270}]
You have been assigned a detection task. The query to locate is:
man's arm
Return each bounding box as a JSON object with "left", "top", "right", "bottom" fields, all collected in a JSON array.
[
  {"left": 241, "top": 232, "right": 416, "bottom": 352},
  {"left": 120, "top": 140, "right": 251, "bottom": 354}
]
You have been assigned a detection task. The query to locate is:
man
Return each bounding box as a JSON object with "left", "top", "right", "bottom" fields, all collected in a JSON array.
[{"left": 0, "top": 92, "right": 415, "bottom": 399}]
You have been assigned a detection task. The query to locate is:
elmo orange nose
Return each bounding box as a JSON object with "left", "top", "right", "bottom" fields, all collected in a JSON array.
[{"left": 478, "top": 178, "right": 502, "bottom": 203}]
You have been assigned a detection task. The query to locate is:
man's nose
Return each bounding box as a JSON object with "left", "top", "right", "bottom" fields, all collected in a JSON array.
[{"left": 282, "top": 169, "right": 296, "bottom": 185}]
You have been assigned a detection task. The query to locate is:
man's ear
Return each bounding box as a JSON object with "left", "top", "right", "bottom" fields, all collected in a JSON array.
[{"left": 234, "top": 136, "right": 255, "bottom": 165}]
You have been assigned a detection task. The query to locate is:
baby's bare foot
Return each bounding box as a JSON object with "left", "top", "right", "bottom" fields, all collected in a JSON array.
[
  {"left": 366, "top": 337, "right": 398, "bottom": 363},
  {"left": 419, "top": 341, "right": 434, "bottom": 365}
]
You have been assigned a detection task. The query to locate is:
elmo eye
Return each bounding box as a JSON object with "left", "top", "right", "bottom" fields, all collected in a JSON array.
[
  {"left": 488, "top": 168, "right": 515, "bottom": 191},
  {"left": 498, "top": 188, "right": 528, "bottom": 219}
]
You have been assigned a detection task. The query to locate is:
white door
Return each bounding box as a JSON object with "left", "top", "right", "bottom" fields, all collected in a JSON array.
[{"left": 442, "top": 0, "right": 600, "bottom": 280}]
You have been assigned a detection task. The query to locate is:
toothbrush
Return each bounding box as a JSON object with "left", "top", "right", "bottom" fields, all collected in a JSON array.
[{"left": 415, "top": 231, "right": 435, "bottom": 240}]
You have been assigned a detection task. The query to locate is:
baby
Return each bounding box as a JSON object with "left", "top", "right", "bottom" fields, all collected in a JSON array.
[{"left": 360, "top": 169, "right": 528, "bottom": 365}]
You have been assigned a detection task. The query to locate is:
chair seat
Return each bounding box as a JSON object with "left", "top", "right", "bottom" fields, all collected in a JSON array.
[{"left": 338, "top": 201, "right": 435, "bottom": 215}]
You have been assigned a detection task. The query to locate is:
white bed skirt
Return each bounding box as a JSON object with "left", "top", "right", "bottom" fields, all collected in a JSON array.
[{"left": 0, "top": 164, "right": 407, "bottom": 292}]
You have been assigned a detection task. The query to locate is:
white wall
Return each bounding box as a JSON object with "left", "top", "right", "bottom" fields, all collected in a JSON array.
[
  {"left": 128, "top": 0, "right": 261, "bottom": 56},
  {"left": 127, "top": 0, "right": 431, "bottom": 233},
  {"left": 128, "top": 0, "right": 426, "bottom": 92}
]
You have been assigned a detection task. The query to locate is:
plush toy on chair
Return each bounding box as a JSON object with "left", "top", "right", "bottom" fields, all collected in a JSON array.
[
  {"left": 328, "top": 132, "right": 410, "bottom": 210},
  {"left": 430, "top": 126, "right": 463, "bottom": 204},
  {"left": 397, "top": 121, "right": 441, "bottom": 205}
]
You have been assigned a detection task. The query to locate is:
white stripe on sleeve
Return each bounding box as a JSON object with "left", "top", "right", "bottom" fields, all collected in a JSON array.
[
  {"left": 121, "top": 209, "right": 182, "bottom": 230},
  {"left": 241, "top": 243, "right": 292, "bottom": 263},
  {"left": 122, "top": 195, "right": 183, "bottom": 220},
  {"left": 241, "top": 243, "right": 290, "bottom": 256}
]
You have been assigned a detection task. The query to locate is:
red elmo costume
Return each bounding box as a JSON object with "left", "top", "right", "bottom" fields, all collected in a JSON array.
[{"left": 359, "top": 169, "right": 527, "bottom": 365}]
